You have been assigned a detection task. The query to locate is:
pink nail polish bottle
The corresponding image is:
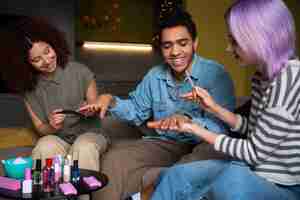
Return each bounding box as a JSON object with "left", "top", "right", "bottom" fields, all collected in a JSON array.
[{"left": 22, "top": 168, "right": 32, "bottom": 194}]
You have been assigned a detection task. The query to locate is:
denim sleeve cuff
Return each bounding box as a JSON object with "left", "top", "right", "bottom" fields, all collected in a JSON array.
[
  {"left": 108, "top": 96, "right": 122, "bottom": 112},
  {"left": 108, "top": 96, "right": 145, "bottom": 126},
  {"left": 191, "top": 118, "right": 206, "bottom": 128},
  {"left": 230, "top": 114, "right": 242, "bottom": 132},
  {"left": 108, "top": 96, "right": 118, "bottom": 112},
  {"left": 214, "top": 134, "right": 226, "bottom": 151}
]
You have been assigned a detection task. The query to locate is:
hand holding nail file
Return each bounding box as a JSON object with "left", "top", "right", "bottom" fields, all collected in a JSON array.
[{"left": 58, "top": 110, "right": 88, "bottom": 119}]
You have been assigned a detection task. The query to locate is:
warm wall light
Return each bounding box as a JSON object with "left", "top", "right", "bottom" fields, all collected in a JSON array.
[{"left": 82, "top": 41, "right": 153, "bottom": 52}]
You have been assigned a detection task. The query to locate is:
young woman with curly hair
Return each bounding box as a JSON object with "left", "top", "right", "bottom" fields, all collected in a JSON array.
[{"left": 1, "top": 16, "right": 109, "bottom": 171}]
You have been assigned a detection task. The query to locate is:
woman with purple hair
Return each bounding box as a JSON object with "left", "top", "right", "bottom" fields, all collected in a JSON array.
[{"left": 147, "top": 0, "right": 300, "bottom": 199}]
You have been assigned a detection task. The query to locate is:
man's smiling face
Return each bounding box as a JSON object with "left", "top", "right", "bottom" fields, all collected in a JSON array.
[{"left": 160, "top": 25, "right": 198, "bottom": 77}]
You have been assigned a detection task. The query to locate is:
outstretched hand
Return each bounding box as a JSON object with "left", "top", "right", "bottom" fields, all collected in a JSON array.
[
  {"left": 147, "top": 113, "right": 216, "bottom": 144},
  {"left": 147, "top": 114, "right": 197, "bottom": 133},
  {"left": 78, "top": 94, "right": 115, "bottom": 119}
]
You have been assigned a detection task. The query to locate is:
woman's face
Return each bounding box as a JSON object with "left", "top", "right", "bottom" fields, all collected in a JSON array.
[
  {"left": 226, "top": 33, "right": 256, "bottom": 67},
  {"left": 28, "top": 41, "right": 57, "bottom": 74}
]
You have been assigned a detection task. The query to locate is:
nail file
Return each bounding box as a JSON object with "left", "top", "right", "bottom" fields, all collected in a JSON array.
[
  {"left": 185, "top": 70, "right": 194, "bottom": 87},
  {"left": 58, "top": 110, "right": 86, "bottom": 118},
  {"left": 59, "top": 182, "right": 77, "bottom": 195},
  {"left": 83, "top": 176, "right": 102, "bottom": 188}
]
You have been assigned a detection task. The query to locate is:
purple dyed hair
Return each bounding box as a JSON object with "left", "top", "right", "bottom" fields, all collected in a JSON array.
[{"left": 226, "top": 0, "right": 296, "bottom": 79}]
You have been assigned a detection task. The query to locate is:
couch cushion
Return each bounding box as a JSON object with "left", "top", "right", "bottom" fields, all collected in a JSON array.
[
  {"left": 0, "top": 94, "right": 32, "bottom": 128},
  {"left": 0, "top": 128, "right": 38, "bottom": 149},
  {"left": 101, "top": 116, "right": 144, "bottom": 142}
]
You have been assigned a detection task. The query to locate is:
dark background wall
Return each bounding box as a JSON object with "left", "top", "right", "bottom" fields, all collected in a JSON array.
[
  {"left": 75, "top": 0, "right": 162, "bottom": 96},
  {"left": 76, "top": 48, "right": 160, "bottom": 96},
  {"left": 1, "top": 0, "right": 75, "bottom": 55},
  {"left": 77, "top": 0, "right": 154, "bottom": 43}
]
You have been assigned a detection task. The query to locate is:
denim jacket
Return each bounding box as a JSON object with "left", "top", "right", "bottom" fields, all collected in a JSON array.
[{"left": 110, "top": 54, "right": 236, "bottom": 144}]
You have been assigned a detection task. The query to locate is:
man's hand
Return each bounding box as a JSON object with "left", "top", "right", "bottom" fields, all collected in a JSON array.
[
  {"left": 78, "top": 94, "right": 115, "bottom": 119},
  {"left": 48, "top": 109, "right": 65, "bottom": 130},
  {"left": 147, "top": 114, "right": 207, "bottom": 138},
  {"left": 147, "top": 114, "right": 192, "bottom": 132}
]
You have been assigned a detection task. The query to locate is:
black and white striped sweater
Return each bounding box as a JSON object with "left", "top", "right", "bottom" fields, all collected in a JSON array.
[{"left": 215, "top": 59, "right": 300, "bottom": 185}]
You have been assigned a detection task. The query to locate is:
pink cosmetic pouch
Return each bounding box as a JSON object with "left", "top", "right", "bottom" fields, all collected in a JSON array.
[
  {"left": 59, "top": 182, "right": 77, "bottom": 195},
  {"left": 83, "top": 176, "right": 102, "bottom": 189},
  {"left": 0, "top": 176, "right": 21, "bottom": 191}
]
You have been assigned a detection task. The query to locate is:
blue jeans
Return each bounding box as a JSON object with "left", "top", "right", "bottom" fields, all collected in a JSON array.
[{"left": 150, "top": 160, "right": 300, "bottom": 200}]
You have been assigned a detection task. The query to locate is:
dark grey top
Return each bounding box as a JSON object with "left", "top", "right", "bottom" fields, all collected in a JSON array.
[{"left": 25, "top": 61, "right": 101, "bottom": 143}]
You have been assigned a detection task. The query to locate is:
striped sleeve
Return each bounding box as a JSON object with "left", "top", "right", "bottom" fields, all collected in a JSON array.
[{"left": 215, "top": 107, "right": 298, "bottom": 165}]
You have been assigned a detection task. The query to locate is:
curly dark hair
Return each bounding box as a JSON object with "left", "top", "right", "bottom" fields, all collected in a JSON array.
[
  {"left": 0, "top": 15, "right": 70, "bottom": 94},
  {"left": 152, "top": 8, "right": 197, "bottom": 50}
]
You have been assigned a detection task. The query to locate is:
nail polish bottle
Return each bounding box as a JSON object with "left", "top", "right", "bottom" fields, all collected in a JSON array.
[
  {"left": 33, "top": 159, "right": 42, "bottom": 185},
  {"left": 22, "top": 168, "right": 32, "bottom": 194},
  {"left": 63, "top": 155, "right": 71, "bottom": 182},
  {"left": 43, "top": 158, "right": 54, "bottom": 192},
  {"left": 71, "top": 160, "right": 80, "bottom": 184},
  {"left": 53, "top": 156, "right": 62, "bottom": 183}
]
